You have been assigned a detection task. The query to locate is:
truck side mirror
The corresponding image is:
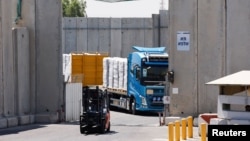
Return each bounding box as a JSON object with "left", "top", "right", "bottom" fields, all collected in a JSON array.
[{"left": 168, "top": 70, "right": 174, "bottom": 83}]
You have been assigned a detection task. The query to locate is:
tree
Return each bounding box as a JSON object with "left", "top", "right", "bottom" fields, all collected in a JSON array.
[{"left": 62, "top": 0, "right": 87, "bottom": 17}]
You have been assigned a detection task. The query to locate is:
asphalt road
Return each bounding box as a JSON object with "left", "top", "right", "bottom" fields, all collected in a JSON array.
[{"left": 0, "top": 109, "right": 200, "bottom": 141}]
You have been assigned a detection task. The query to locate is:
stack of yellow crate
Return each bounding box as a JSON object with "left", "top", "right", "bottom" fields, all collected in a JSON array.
[
  {"left": 71, "top": 54, "right": 83, "bottom": 83},
  {"left": 70, "top": 52, "right": 108, "bottom": 86}
]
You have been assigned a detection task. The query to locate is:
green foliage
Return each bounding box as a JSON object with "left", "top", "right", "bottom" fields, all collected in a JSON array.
[{"left": 62, "top": 0, "right": 87, "bottom": 17}]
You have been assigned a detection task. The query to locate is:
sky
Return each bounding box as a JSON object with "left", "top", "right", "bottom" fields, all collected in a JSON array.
[{"left": 85, "top": 0, "right": 169, "bottom": 18}]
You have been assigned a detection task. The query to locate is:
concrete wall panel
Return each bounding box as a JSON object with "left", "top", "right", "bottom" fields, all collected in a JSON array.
[
  {"left": 152, "top": 14, "right": 160, "bottom": 47},
  {"left": 62, "top": 18, "right": 66, "bottom": 54},
  {"left": 110, "top": 18, "right": 122, "bottom": 57},
  {"left": 2, "top": 0, "right": 16, "bottom": 117},
  {"left": 169, "top": 0, "right": 198, "bottom": 116},
  {"left": 122, "top": 18, "right": 144, "bottom": 57},
  {"left": 0, "top": 0, "right": 3, "bottom": 117},
  {"left": 0, "top": 0, "right": 36, "bottom": 120},
  {"left": 98, "top": 18, "right": 110, "bottom": 53},
  {"left": 121, "top": 18, "right": 133, "bottom": 58},
  {"left": 76, "top": 18, "right": 88, "bottom": 52},
  {"left": 197, "top": 0, "right": 226, "bottom": 113},
  {"left": 64, "top": 18, "right": 77, "bottom": 53},
  {"left": 169, "top": 0, "right": 250, "bottom": 116},
  {"left": 87, "top": 18, "right": 99, "bottom": 52},
  {"left": 160, "top": 10, "right": 168, "bottom": 50},
  {"left": 227, "top": 0, "right": 250, "bottom": 73},
  {"left": 134, "top": 18, "right": 145, "bottom": 47},
  {"left": 0, "top": 0, "right": 62, "bottom": 124},
  {"left": 13, "top": 27, "right": 30, "bottom": 116},
  {"left": 35, "top": 0, "right": 63, "bottom": 115},
  {"left": 144, "top": 18, "right": 153, "bottom": 47},
  {"left": 21, "top": 0, "right": 36, "bottom": 114}
]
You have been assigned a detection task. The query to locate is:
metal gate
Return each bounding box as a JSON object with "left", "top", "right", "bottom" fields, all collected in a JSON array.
[{"left": 65, "top": 83, "right": 82, "bottom": 121}]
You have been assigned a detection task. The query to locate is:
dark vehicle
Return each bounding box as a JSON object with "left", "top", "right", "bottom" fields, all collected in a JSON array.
[{"left": 80, "top": 86, "right": 110, "bottom": 134}]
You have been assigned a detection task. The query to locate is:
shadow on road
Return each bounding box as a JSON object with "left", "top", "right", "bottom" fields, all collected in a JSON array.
[
  {"left": 0, "top": 124, "right": 47, "bottom": 136},
  {"left": 80, "top": 130, "right": 118, "bottom": 136},
  {"left": 110, "top": 107, "right": 159, "bottom": 117}
]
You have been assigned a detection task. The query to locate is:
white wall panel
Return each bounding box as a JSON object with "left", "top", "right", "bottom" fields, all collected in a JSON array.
[{"left": 65, "top": 83, "right": 82, "bottom": 121}]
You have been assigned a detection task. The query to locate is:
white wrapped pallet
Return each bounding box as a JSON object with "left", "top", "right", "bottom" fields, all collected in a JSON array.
[
  {"left": 103, "top": 57, "right": 109, "bottom": 87},
  {"left": 123, "top": 58, "right": 128, "bottom": 90},
  {"left": 113, "top": 58, "right": 119, "bottom": 88},
  {"left": 104, "top": 57, "right": 128, "bottom": 90},
  {"left": 62, "top": 54, "right": 72, "bottom": 82},
  {"left": 118, "top": 58, "right": 124, "bottom": 89},
  {"left": 108, "top": 58, "right": 114, "bottom": 88}
]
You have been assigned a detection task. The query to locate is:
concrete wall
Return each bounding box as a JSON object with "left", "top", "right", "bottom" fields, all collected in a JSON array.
[
  {"left": 226, "top": 0, "right": 250, "bottom": 72},
  {"left": 3, "top": 0, "right": 250, "bottom": 127},
  {"left": 1, "top": 0, "right": 16, "bottom": 119},
  {"left": 168, "top": 0, "right": 198, "bottom": 116},
  {"left": 0, "top": 0, "right": 62, "bottom": 128},
  {"left": 62, "top": 11, "right": 169, "bottom": 57},
  {"left": 197, "top": 0, "right": 226, "bottom": 115},
  {"left": 0, "top": 0, "right": 2, "bottom": 119},
  {"left": 169, "top": 0, "right": 250, "bottom": 117},
  {"left": 35, "top": 0, "right": 63, "bottom": 120}
]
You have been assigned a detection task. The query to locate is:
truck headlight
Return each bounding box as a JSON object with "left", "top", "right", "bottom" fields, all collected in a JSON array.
[
  {"left": 140, "top": 96, "right": 147, "bottom": 106},
  {"left": 147, "top": 89, "right": 153, "bottom": 95},
  {"left": 157, "top": 97, "right": 161, "bottom": 101}
]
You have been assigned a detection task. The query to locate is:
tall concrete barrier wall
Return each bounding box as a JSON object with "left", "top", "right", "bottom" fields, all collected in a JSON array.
[
  {"left": 13, "top": 27, "right": 32, "bottom": 124},
  {"left": 168, "top": 0, "right": 198, "bottom": 116},
  {"left": 35, "top": 0, "right": 63, "bottom": 122},
  {"left": 0, "top": 0, "right": 2, "bottom": 123},
  {"left": 62, "top": 10, "right": 169, "bottom": 57},
  {"left": 169, "top": 0, "right": 250, "bottom": 117},
  {"left": 1, "top": 0, "right": 16, "bottom": 119},
  {"left": 197, "top": 0, "right": 226, "bottom": 115},
  {"left": 0, "top": 0, "right": 62, "bottom": 128},
  {"left": 226, "top": 0, "right": 250, "bottom": 72}
]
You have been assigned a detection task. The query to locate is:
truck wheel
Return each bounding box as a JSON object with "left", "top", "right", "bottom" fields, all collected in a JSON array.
[{"left": 130, "top": 98, "right": 137, "bottom": 115}]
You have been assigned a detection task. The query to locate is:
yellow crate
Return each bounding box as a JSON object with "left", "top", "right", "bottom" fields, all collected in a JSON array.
[
  {"left": 96, "top": 66, "right": 103, "bottom": 71},
  {"left": 97, "top": 54, "right": 108, "bottom": 65},
  {"left": 96, "top": 71, "right": 103, "bottom": 77},
  {"left": 82, "top": 53, "right": 97, "bottom": 66},
  {"left": 82, "top": 77, "right": 96, "bottom": 86},
  {"left": 70, "top": 52, "right": 108, "bottom": 86},
  {"left": 71, "top": 53, "right": 83, "bottom": 75},
  {"left": 96, "top": 77, "right": 103, "bottom": 85},
  {"left": 83, "top": 67, "right": 96, "bottom": 72}
]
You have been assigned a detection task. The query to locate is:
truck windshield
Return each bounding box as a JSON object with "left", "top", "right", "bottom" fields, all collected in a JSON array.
[{"left": 141, "top": 66, "right": 167, "bottom": 85}]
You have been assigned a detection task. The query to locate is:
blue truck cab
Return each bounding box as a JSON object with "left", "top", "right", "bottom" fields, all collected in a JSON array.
[{"left": 127, "top": 46, "right": 169, "bottom": 114}]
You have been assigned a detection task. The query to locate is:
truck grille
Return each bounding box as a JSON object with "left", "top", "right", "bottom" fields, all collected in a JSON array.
[
  {"left": 148, "top": 56, "right": 168, "bottom": 62},
  {"left": 150, "top": 96, "right": 164, "bottom": 105}
]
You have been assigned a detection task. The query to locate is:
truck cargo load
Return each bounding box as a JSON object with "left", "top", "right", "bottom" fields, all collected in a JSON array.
[
  {"left": 103, "top": 57, "right": 127, "bottom": 90},
  {"left": 103, "top": 46, "right": 169, "bottom": 114}
]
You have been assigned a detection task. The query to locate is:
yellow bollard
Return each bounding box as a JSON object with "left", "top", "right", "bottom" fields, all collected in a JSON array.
[
  {"left": 181, "top": 118, "right": 186, "bottom": 140},
  {"left": 201, "top": 123, "right": 207, "bottom": 141},
  {"left": 168, "top": 122, "right": 174, "bottom": 141},
  {"left": 187, "top": 116, "right": 193, "bottom": 138},
  {"left": 175, "top": 120, "right": 180, "bottom": 141}
]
